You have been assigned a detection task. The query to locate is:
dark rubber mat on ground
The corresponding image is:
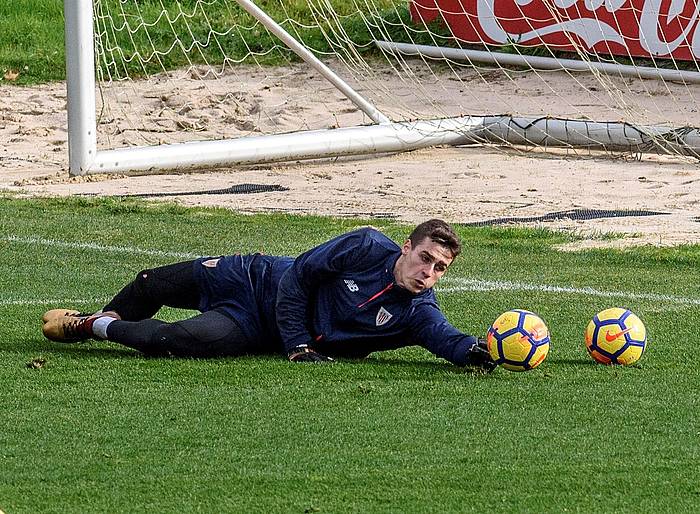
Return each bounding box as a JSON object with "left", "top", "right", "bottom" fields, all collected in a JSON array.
[
  {"left": 109, "top": 183, "right": 289, "bottom": 197},
  {"left": 460, "top": 208, "right": 670, "bottom": 227}
]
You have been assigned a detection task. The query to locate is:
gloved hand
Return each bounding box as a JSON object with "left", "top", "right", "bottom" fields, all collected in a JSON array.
[
  {"left": 467, "top": 338, "right": 497, "bottom": 372},
  {"left": 287, "top": 344, "right": 334, "bottom": 363}
]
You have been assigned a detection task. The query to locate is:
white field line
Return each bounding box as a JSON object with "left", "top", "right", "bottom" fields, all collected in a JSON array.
[
  {"left": 3, "top": 235, "right": 200, "bottom": 260},
  {"left": 4, "top": 235, "right": 698, "bottom": 307},
  {"left": 1, "top": 298, "right": 110, "bottom": 307},
  {"left": 438, "top": 278, "right": 700, "bottom": 306}
]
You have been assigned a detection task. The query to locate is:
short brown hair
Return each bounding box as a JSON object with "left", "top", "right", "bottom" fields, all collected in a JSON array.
[{"left": 409, "top": 219, "right": 461, "bottom": 258}]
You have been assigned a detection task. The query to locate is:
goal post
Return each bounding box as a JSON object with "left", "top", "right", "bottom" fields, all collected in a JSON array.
[
  {"left": 64, "top": 0, "right": 487, "bottom": 175},
  {"left": 64, "top": 0, "right": 97, "bottom": 176},
  {"left": 65, "top": 0, "right": 700, "bottom": 177}
]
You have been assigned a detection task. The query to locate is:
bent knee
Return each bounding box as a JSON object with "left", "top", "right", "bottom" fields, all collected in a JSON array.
[
  {"left": 149, "top": 323, "right": 192, "bottom": 357},
  {"left": 133, "top": 268, "right": 155, "bottom": 288}
]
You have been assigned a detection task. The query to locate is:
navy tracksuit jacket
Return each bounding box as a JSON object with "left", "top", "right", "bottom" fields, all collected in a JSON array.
[{"left": 195, "top": 228, "right": 480, "bottom": 365}]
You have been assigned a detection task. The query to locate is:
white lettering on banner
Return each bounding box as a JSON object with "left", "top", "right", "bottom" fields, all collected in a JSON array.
[
  {"left": 475, "top": 0, "right": 508, "bottom": 43},
  {"left": 669, "top": 0, "right": 686, "bottom": 20},
  {"left": 693, "top": 16, "right": 700, "bottom": 56},
  {"left": 476, "top": 0, "right": 626, "bottom": 47},
  {"left": 417, "top": 0, "right": 700, "bottom": 58},
  {"left": 591, "top": 0, "right": 628, "bottom": 12},
  {"left": 584, "top": 0, "right": 605, "bottom": 11},
  {"left": 605, "top": 0, "right": 627, "bottom": 12},
  {"left": 638, "top": 0, "right": 700, "bottom": 55}
]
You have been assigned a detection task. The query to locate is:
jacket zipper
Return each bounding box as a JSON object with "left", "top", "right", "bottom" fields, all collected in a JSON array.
[{"left": 357, "top": 282, "right": 394, "bottom": 309}]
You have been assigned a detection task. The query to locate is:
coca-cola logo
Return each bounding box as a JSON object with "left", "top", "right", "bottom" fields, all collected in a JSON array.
[{"left": 411, "top": 0, "right": 700, "bottom": 60}]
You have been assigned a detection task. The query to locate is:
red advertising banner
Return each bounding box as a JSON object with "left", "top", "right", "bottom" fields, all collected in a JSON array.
[{"left": 410, "top": 0, "right": 700, "bottom": 61}]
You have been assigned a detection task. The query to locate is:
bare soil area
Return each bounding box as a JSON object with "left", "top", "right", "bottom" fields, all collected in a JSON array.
[{"left": 2, "top": 64, "right": 698, "bottom": 248}]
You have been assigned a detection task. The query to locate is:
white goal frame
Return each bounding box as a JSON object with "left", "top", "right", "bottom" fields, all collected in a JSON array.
[
  {"left": 64, "top": 0, "right": 488, "bottom": 176},
  {"left": 65, "top": 0, "right": 700, "bottom": 176}
]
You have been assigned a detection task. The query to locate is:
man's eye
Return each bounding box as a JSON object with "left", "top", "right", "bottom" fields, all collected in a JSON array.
[
  {"left": 435, "top": 265, "right": 446, "bottom": 272},
  {"left": 421, "top": 254, "right": 431, "bottom": 263}
]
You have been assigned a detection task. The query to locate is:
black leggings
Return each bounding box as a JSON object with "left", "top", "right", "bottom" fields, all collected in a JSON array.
[
  {"left": 102, "top": 261, "right": 254, "bottom": 358},
  {"left": 104, "top": 260, "right": 200, "bottom": 321}
]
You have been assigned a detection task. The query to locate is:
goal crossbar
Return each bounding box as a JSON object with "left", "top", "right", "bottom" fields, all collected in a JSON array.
[
  {"left": 88, "top": 117, "right": 486, "bottom": 173},
  {"left": 85, "top": 114, "right": 700, "bottom": 174},
  {"left": 66, "top": 0, "right": 397, "bottom": 176},
  {"left": 66, "top": 1, "right": 700, "bottom": 176}
]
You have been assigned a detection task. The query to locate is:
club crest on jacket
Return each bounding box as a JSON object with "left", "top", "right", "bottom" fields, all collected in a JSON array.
[{"left": 376, "top": 306, "right": 393, "bottom": 326}]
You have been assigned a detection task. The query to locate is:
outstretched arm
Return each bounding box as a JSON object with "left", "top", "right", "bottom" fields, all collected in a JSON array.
[{"left": 410, "top": 303, "right": 496, "bottom": 372}]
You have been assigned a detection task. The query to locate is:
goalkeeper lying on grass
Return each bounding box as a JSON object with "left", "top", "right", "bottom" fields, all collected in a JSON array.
[{"left": 42, "top": 218, "right": 495, "bottom": 371}]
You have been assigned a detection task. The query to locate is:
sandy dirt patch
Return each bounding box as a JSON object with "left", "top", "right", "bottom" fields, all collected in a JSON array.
[{"left": 1, "top": 63, "right": 698, "bottom": 248}]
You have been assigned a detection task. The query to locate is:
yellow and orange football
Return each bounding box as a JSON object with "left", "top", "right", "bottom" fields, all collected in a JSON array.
[
  {"left": 487, "top": 310, "right": 550, "bottom": 372},
  {"left": 584, "top": 308, "right": 646, "bottom": 365}
]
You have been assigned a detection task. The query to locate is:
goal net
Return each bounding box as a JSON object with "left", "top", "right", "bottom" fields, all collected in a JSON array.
[{"left": 68, "top": 0, "right": 700, "bottom": 175}]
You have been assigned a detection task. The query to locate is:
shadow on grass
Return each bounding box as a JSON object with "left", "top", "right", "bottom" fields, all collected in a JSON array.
[
  {"left": 21, "top": 341, "right": 140, "bottom": 359},
  {"left": 549, "top": 357, "right": 601, "bottom": 367},
  {"left": 358, "top": 355, "right": 492, "bottom": 376},
  {"left": 20, "top": 338, "right": 492, "bottom": 376}
]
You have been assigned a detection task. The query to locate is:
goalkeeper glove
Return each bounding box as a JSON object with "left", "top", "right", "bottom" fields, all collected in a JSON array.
[
  {"left": 467, "top": 338, "right": 497, "bottom": 373},
  {"left": 287, "top": 344, "right": 334, "bottom": 363}
]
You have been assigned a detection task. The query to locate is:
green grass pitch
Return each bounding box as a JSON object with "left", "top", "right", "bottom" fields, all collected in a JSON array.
[
  {"left": 0, "top": 0, "right": 399, "bottom": 85},
  {"left": 0, "top": 195, "right": 699, "bottom": 513}
]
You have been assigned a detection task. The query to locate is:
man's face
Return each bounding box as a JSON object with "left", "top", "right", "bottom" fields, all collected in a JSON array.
[{"left": 394, "top": 237, "right": 454, "bottom": 293}]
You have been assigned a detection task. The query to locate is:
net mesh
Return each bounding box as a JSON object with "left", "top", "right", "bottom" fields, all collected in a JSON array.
[{"left": 91, "top": 0, "right": 700, "bottom": 159}]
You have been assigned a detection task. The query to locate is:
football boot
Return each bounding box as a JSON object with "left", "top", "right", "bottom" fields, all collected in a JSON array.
[
  {"left": 42, "top": 315, "right": 97, "bottom": 343},
  {"left": 42, "top": 308, "right": 89, "bottom": 324}
]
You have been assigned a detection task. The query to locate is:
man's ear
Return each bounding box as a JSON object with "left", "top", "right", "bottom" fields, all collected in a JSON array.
[{"left": 401, "top": 239, "right": 412, "bottom": 255}]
